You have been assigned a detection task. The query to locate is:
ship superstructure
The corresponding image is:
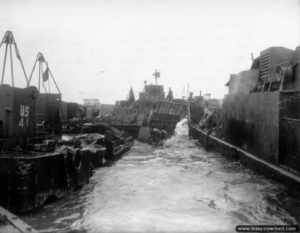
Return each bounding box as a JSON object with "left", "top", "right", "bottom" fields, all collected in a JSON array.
[{"left": 188, "top": 45, "right": 300, "bottom": 189}]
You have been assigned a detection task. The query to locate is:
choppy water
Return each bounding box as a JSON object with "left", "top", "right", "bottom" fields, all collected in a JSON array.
[{"left": 22, "top": 120, "right": 300, "bottom": 233}]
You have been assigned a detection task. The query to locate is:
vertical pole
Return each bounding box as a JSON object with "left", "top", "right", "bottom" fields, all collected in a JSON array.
[
  {"left": 279, "top": 63, "right": 289, "bottom": 91},
  {"left": 9, "top": 44, "right": 14, "bottom": 87},
  {"left": 19, "top": 56, "right": 29, "bottom": 87},
  {"left": 13, "top": 38, "right": 29, "bottom": 86},
  {"left": 41, "top": 63, "right": 47, "bottom": 93},
  {"left": 38, "top": 61, "right": 41, "bottom": 92},
  {"left": 47, "top": 64, "right": 61, "bottom": 94},
  {"left": 48, "top": 74, "right": 50, "bottom": 94},
  {"left": 28, "top": 55, "right": 38, "bottom": 84},
  {"left": 5, "top": 109, "right": 11, "bottom": 210},
  {"left": 1, "top": 43, "right": 8, "bottom": 85}
]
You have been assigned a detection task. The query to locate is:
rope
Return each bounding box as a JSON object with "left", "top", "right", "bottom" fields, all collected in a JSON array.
[{"left": 12, "top": 34, "right": 29, "bottom": 85}]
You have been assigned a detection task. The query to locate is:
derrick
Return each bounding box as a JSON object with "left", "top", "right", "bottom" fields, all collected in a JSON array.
[
  {"left": 0, "top": 31, "right": 29, "bottom": 87},
  {"left": 28, "top": 52, "right": 61, "bottom": 94}
]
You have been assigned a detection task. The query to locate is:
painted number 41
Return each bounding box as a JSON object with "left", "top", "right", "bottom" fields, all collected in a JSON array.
[{"left": 19, "top": 105, "right": 30, "bottom": 128}]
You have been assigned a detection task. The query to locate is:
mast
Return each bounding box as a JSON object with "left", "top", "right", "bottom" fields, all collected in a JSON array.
[
  {"left": 0, "top": 31, "right": 29, "bottom": 87},
  {"left": 153, "top": 69, "right": 160, "bottom": 85},
  {"left": 28, "top": 52, "right": 61, "bottom": 94}
]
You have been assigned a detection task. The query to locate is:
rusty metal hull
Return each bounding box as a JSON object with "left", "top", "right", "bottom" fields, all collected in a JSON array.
[{"left": 0, "top": 149, "right": 91, "bottom": 213}]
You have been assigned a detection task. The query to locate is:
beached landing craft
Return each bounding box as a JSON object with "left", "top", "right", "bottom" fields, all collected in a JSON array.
[
  {"left": 0, "top": 31, "right": 98, "bottom": 213},
  {"left": 106, "top": 71, "right": 186, "bottom": 145},
  {"left": 188, "top": 46, "right": 300, "bottom": 190}
]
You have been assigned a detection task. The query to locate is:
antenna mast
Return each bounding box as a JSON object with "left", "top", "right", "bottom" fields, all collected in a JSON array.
[{"left": 153, "top": 69, "right": 160, "bottom": 85}]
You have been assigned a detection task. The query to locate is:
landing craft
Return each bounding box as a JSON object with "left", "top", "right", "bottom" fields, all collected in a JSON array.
[
  {"left": 0, "top": 31, "right": 133, "bottom": 213},
  {"left": 188, "top": 46, "right": 300, "bottom": 190},
  {"left": 103, "top": 71, "right": 187, "bottom": 145},
  {"left": 0, "top": 31, "right": 94, "bottom": 213}
]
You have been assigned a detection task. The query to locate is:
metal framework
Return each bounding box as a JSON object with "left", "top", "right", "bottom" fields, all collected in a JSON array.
[
  {"left": 0, "top": 31, "right": 29, "bottom": 87},
  {"left": 28, "top": 52, "right": 61, "bottom": 94},
  {"left": 255, "top": 62, "right": 292, "bottom": 93}
]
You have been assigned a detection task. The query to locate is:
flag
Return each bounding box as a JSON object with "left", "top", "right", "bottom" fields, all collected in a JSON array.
[
  {"left": 43, "top": 67, "right": 49, "bottom": 82},
  {"left": 15, "top": 47, "right": 22, "bottom": 60},
  {"left": 153, "top": 70, "right": 160, "bottom": 78}
]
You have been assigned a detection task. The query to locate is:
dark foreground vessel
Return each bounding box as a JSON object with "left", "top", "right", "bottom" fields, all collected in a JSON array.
[
  {"left": 188, "top": 46, "right": 300, "bottom": 190},
  {"left": 0, "top": 31, "right": 94, "bottom": 213},
  {"left": 0, "top": 31, "right": 132, "bottom": 213}
]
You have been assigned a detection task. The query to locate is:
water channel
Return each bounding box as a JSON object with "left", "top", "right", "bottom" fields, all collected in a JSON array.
[{"left": 22, "top": 120, "right": 300, "bottom": 233}]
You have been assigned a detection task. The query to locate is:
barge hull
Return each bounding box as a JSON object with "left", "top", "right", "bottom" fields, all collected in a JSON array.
[
  {"left": 188, "top": 123, "right": 300, "bottom": 190},
  {"left": 0, "top": 150, "right": 91, "bottom": 213}
]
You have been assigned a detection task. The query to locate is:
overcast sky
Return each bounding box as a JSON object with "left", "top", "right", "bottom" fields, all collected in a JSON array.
[{"left": 0, "top": 0, "right": 299, "bottom": 104}]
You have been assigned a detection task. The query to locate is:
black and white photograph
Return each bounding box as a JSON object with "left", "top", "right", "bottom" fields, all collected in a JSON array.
[{"left": 0, "top": 0, "right": 300, "bottom": 232}]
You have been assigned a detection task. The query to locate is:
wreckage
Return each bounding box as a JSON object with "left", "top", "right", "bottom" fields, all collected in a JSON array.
[{"left": 188, "top": 46, "right": 300, "bottom": 190}]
